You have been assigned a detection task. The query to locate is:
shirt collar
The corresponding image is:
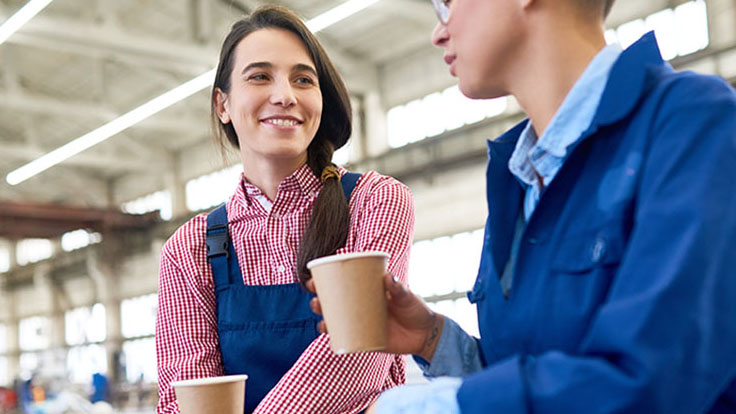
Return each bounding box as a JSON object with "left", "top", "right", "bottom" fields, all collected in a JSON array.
[{"left": 229, "top": 163, "right": 330, "bottom": 219}]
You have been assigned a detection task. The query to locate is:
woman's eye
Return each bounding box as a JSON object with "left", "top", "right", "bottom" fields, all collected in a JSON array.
[
  {"left": 295, "top": 76, "right": 315, "bottom": 85},
  {"left": 248, "top": 73, "right": 269, "bottom": 81}
]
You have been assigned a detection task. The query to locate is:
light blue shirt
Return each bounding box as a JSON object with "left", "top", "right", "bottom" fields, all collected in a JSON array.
[{"left": 376, "top": 43, "right": 623, "bottom": 413}]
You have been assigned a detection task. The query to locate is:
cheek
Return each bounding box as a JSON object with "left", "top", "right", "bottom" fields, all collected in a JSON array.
[{"left": 307, "top": 95, "right": 323, "bottom": 126}]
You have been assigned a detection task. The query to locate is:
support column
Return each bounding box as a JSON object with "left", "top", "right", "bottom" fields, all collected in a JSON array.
[
  {"left": 707, "top": 0, "right": 736, "bottom": 49},
  {"left": 165, "top": 152, "right": 188, "bottom": 219},
  {"left": 87, "top": 243, "right": 123, "bottom": 382},
  {"left": 363, "top": 89, "right": 389, "bottom": 158},
  {"left": 1, "top": 291, "right": 20, "bottom": 384}
]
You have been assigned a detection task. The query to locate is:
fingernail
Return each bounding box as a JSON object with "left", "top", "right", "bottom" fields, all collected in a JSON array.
[{"left": 392, "top": 275, "right": 399, "bottom": 284}]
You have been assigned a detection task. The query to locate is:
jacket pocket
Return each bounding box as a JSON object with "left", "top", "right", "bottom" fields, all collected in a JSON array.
[{"left": 550, "top": 224, "right": 626, "bottom": 274}]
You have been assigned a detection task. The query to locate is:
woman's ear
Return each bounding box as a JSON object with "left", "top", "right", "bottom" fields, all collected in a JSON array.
[{"left": 214, "top": 87, "right": 231, "bottom": 124}]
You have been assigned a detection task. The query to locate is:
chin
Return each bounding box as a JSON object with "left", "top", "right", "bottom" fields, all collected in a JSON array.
[{"left": 458, "top": 80, "right": 507, "bottom": 100}]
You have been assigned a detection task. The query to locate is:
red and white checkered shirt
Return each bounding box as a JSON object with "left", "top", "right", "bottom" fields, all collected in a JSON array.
[{"left": 156, "top": 164, "right": 415, "bottom": 413}]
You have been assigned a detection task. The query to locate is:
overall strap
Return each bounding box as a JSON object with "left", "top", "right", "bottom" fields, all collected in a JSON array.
[
  {"left": 341, "top": 172, "right": 361, "bottom": 202},
  {"left": 206, "top": 204, "right": 237, "bottom": 287}
]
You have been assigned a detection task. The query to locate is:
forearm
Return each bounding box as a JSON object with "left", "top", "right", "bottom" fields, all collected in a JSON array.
[{"left": 255, "top": 334, "right": 403, "bottom": 414}]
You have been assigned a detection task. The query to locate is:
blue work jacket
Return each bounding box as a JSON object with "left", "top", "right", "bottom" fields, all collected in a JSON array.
[{"left": 460, "top": 33, "right": 736, "bottom": 413}]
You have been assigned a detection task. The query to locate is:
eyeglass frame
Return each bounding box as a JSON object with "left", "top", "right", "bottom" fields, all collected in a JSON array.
[{"left": 431, "top": 0, "right": 451, "bottom": 25}]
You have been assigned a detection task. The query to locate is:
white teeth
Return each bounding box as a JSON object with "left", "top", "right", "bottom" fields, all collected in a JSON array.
[{"left": 264, "top": 118, "right": 299, "bottom": 126}]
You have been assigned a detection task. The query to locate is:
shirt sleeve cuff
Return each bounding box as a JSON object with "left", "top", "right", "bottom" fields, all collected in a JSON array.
[
  {"left": 376, "top": 377, "right": 462, "bottom": 414},
  {"left": 412, "top": 316, "right": 484, "bottom": 378}
]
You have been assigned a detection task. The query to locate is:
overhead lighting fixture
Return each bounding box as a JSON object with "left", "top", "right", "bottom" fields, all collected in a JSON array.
[
  {"left": 6, "top": 70, "right": 215, "bottom": 185},
  {"left": 306, "top": 0, "right": 381, "bottom": 33},
  {"left": 0, "top": 0, "right": 55, "bottom": 45},
  {"left": 6, "top": 0, "right": 382, "bottom": 185}
]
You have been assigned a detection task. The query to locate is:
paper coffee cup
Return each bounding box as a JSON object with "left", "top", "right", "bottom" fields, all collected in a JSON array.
[
  {"left": 307, "top": 251, "right": 389, "bottom": 354},
  {"left": 172, "top": 374, "right": 248, "bottom": 414}
]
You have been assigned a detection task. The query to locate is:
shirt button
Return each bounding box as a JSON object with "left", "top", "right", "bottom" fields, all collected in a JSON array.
[
  {"left": 272, "top": 212, "right": 280, "bottom": 219},
  {"left": 277, "top": 265, "right": 286, "bottom": 273}
]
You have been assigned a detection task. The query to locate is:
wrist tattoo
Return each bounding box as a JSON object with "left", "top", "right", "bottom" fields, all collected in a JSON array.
[{"left": 423, "top": 312, "right": 442, "bottom": 355}]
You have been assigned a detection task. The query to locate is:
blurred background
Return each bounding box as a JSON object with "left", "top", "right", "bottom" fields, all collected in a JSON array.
[{"left": 0, "top": 0, "right": 734, "bottom": 412}]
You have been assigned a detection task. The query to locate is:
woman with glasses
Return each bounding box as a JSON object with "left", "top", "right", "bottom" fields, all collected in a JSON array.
[
  {"left": 156, "top": 6, "right": 414, "bottom": 413},
  {"left": 312, "top": 0, "right": 736, "bottom": 412}
]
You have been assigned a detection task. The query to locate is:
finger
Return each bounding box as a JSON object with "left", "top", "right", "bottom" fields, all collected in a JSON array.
[
  {"left": 385, "top": 273, "right": 409, "bottom": 300},
  {"left": 317, "top": 320, "right": 327, "bottom": 334},
  {"left": 305, "top": 279, "right": 316, "bottom": 294},
  {"left": 310, "top": 297, "right": 322, "bottom": 315}
]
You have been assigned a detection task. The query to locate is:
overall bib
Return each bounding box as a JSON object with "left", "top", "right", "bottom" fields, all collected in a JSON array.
[{"left": 206, "top": 172, "right": 361, "bottom": 413}]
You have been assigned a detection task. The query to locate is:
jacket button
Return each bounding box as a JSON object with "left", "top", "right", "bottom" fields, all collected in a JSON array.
[{"left": 591, "top": 238, "right": 606, "bottom": 263}]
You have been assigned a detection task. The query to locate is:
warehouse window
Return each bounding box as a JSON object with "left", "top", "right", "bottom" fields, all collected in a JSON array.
[
  {"left": 408, "top": 229, "right": 485, "bottom": 337},
  {"left": 0, "top": 324, "right": 6, "bottom": 386},
  {"left": 16, "top": 239, "right": 53, "bottom": 266},
  {"left": 0, "top": 324, "right": 6, "bottom": 353},
  {"left": 19, "top": 352, "right": 39, "bottom": 379},
  {"left": 0, "top": 247, "right": 9, "bottom": 273},
  {"left": 332, "top": 141, "right": 352, "bottom": 166},
  {"left": 67, "top": 344, "right": 107, "bottom": 384},
  {"left": 605, "top": 0, "right": 709, "bottom": 60},
  {"left": 121, "top": 294, "right": 157, "bottom": 339},
  {"left": 122, "top": 190, "right": 172, "bottom": 221},
  {"left": 19, "top": 317, "right": 50, "bottom": 351},
  {"left": 185, "top": 165, "right": 241, "bottom": 212},
  {"left": 120, "top": 295, "right": 157, "bottom": 384},
  {"left": 65, "top": 304, "right": 106, "bottom": 346},
  {"left": 387, "top": 85, "right": 507, "bottom": 149},
  {"left": 122, "top": 338, "right": 157, "bottom": 383},
  {"left": 61, "top": 230, "right": 102, "bottom": 252},
  {"left": 0, "top": 357, "right": 7, "bottom": 387}
]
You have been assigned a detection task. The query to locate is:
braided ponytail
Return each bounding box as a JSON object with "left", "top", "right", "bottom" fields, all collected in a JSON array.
[{"left": 296, "top": 140, "right": 351, "bottom": 284}]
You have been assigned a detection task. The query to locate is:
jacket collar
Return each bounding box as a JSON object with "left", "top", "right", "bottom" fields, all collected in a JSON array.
[{"left": 592, "top": 31, "right": 667, "bottom": 127}]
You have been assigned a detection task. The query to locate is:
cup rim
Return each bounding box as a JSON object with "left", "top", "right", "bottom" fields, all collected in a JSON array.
[
  {"left": 171, "top": 374, "right": 248, "bottom": 387},
  {"left": 306, "top": 251, "right": 389, "bottom": 270}
]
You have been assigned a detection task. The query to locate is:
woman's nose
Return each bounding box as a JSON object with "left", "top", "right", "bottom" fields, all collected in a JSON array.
[{"left": 269, "top": 79, "right": 297, "bottom": 107}]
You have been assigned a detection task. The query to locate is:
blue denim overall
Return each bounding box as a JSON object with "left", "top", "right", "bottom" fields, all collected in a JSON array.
[{"left": 206, "top": 172, "right": 361, "bottom": 413}]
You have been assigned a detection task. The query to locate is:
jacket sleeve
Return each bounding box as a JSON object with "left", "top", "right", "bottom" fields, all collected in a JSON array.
[
  {"left": 255, "top": 178, "right": 416, "bottom": 414},
  {"left": 458, "top": 76, "right": 736, "bottom": 413}
]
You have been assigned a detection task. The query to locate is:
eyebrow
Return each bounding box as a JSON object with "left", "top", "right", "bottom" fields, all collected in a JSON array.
[{"left": 241, "top": 62, "right": 318, "bottom": 78}]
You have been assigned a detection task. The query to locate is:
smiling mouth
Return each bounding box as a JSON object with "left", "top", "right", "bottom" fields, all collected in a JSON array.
[
  {"left": 261, "top": 117, "right": 303, "bottom": 127},
  {"left": 263, "top": 119, "right": 300, "bottom": 126}
]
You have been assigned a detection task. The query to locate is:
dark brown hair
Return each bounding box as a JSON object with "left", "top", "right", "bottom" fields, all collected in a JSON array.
[{"left": 210, "top": 6, "right": 353, "bottom": 285}]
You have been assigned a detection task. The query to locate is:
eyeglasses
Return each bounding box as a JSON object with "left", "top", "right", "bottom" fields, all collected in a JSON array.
[{"left": 431, "top": 0, "right": 451, "bottom": 25}]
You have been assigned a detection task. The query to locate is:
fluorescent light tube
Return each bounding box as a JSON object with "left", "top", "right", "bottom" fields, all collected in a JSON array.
[
  {"left": 306, "top": 0, "right": 381, "bottom": 32},
  {"left": 6, "top": 69, "right": 215, "bottom": 185},
  {"left": 0, "top": 0, "right": 54, "bottom": 45},
  {"left": 6, "top": 0, "right": 381, "bottom": 185}
]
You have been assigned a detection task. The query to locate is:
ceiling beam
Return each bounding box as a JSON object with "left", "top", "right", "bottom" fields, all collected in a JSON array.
[
  {"left": 0, "top": 201, "right": 160, "bottom": 240},
  {"left": 2, "top": 13, "right": 217, "bottom": 71}
]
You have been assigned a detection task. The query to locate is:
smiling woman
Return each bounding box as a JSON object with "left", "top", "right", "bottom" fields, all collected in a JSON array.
[{"left": 156, "top": 5, "right": 415, "bottom": 414}]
